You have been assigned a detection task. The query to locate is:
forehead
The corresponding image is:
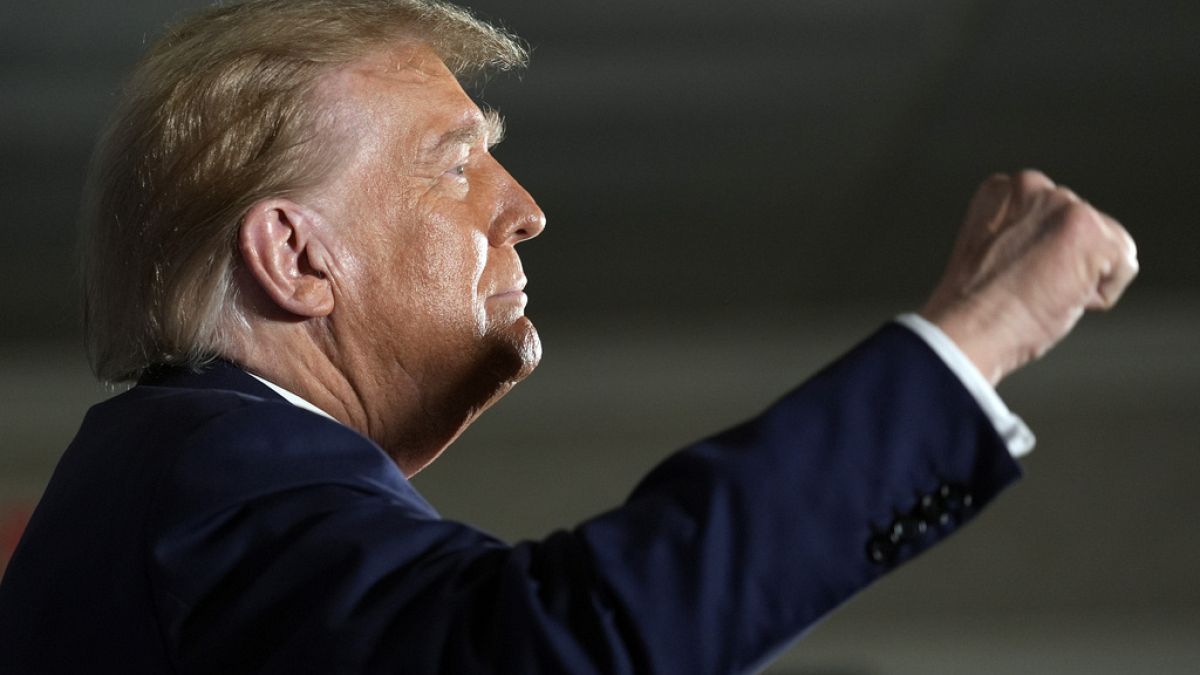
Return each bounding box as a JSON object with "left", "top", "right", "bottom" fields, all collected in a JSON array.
[
  {"left": 346, "top": 41, "right": 457, "bottom": 89},
  {"left": 324, "top": 42, "right": 485, "bottom": 148}
]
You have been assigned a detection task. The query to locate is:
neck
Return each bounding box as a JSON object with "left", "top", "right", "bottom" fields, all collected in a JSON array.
[{"left": 227, "top": 321, "right": 476, "bottom": 477}]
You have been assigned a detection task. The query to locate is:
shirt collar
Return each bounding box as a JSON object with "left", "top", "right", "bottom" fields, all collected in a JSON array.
[{"left": 245, "top": 371, "right": 339, "bottom": 423}]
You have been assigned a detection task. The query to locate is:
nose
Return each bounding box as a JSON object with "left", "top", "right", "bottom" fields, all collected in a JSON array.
[{"left": 491, "top": 172, "right": 546, "bottom": 247}]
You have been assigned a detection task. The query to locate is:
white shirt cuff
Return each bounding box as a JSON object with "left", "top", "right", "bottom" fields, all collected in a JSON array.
[{"left": 894, "top": 313, "right": 1035, "bottom": 458}]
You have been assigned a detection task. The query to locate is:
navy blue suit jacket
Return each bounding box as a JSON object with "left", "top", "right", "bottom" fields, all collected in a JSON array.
[{"left": 0, "top": 325, "right": 1020, "bottom": 673}]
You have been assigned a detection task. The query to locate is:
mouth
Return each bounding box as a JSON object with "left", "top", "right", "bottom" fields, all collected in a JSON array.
[{"left": 488, "top": 277, "right": 528, "bottom": 304}]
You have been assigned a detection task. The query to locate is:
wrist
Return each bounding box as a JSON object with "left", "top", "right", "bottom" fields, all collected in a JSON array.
[{"left": 919, "top": 301, "right": 1013, "bottom": 386}]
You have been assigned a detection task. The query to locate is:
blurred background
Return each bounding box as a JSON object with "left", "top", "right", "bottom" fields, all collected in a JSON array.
[{"left": 1, "top": 0, "right": 1197, "bottom": 672}]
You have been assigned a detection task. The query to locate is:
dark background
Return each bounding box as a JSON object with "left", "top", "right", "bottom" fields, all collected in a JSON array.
[{"left": 2, "top": 1, "right": 1198, "bottom": 672}]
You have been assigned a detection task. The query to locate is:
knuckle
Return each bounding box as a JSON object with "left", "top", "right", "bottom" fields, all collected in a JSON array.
[
  {"left": 1010, "top": 169, "right": 1058, "bottom": 209},
  {"left": 1013, "top": 168, "right": 1052, "bottom": 191},
  {"left": 1055, "top": 185, "right": 1082, "bottom": 203},
  {"left": 1056, "top": 202, "right": 1100, "bottom": 239},
  {"left": 1040, "top": 190, "right": 1075, "bottom": 215}
]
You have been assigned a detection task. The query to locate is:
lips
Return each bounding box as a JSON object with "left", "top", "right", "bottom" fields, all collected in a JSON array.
[{"left": 486, "top": 277, "right": 527, "bottom": 307}]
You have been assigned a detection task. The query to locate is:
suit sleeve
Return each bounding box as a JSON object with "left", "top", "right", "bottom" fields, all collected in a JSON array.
[{"left": 147, "top": 324, "right": 1020, "bottom": 674}]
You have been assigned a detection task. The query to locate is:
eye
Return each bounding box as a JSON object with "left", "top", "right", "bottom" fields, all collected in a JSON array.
[{"left": 449, "top": 164, "right": 467, "bottom": 177}]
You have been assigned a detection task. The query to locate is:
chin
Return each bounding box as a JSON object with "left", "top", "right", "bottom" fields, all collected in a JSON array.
[
  {"left": 487, "top": 316, "right": 542, "bottom": 385},
  {"left": 447, "top": 317, "right": 539, "bottom": 425}
]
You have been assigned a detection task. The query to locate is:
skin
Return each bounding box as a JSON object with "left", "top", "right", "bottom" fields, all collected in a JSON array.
[
  {"left": 921, "top": 170, "right": 1138, "bottom": 385},
  {"left": 232, "top": 42, "right": 545, "bottom": 476},
  {"left": 230, "top": 43, "right": 1138, "bottom": 476}
]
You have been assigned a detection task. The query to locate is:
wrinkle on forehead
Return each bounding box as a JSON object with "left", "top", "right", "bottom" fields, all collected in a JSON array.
[
  {"left": 346, "top": 41, "right": 451, "bottom": 85},
  {"left": 312, "top": 42, "right": 460, "bottom": 151},
  {"left": 317, "top": 42, "right": 466, "bottom": 124}
]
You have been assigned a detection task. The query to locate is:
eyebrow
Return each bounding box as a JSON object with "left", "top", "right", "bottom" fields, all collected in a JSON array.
[{"left": 431, "top": 109, "right": 506, "bottom": 153}]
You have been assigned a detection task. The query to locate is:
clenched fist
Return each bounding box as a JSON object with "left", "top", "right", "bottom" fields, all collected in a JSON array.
[{"left": 921, "top": 170, "right": 1139, "bottom": 385}]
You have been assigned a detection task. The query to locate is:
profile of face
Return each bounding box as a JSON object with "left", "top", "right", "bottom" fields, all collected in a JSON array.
[{"left": 308, "top": 43, "right": 546, "bottom": 451}]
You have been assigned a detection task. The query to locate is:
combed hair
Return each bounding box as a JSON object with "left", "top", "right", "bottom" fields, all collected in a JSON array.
[{"left": 82, "top": 0, "right": 526, "bottom": 383}]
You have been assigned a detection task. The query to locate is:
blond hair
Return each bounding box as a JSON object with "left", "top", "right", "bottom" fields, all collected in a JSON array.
[{"left": 82, "top": 0, "right": 526, "bottom": 383}]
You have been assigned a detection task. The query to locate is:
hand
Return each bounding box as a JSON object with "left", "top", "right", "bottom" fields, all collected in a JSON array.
[{"left": 921, "top": 170, "right": 1138, "bottom": 385}]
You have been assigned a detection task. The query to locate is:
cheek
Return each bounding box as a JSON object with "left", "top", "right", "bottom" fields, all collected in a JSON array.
[
  {"left": 385, "top": 211, "right": 488, "bottom": 335},
  {"left": 421, "top": 206, "right": 489, "bottom": 288}
]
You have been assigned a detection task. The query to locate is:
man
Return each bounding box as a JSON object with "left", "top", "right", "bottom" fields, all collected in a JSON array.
[{"left": 0, "top": 0, "right": 1137, "bottom": 673}]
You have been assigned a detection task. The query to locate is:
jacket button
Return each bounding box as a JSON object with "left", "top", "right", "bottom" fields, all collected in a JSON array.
[
  {"left": 867, "top": 535, "right": 897, "bottom": 565},
  {"left": 890, "top": 515, "right": 927, "bottom": 543},
  {"left": 938, "top": 483, "right": 974, "bottom": 512},
  {"left": 919, "top": 493, "right": 950, "bottom": 526}
]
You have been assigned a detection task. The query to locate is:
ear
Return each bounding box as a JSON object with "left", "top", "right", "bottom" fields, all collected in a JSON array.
[{"left": 238, "top": 199, "right": 335, "bottom": 318}]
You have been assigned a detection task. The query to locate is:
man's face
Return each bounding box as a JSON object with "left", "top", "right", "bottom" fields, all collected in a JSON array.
[{"left": 311, "top": 43, "right": 545, "bottom": 447}]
